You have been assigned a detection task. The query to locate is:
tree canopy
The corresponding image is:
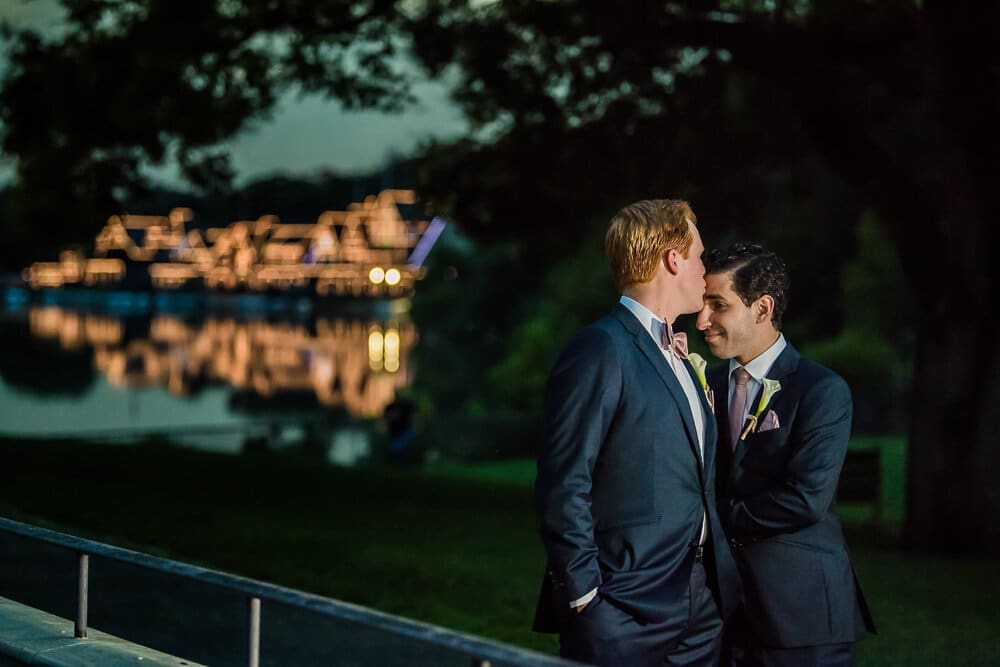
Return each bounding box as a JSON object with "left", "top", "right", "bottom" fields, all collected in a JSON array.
[{"left": 0, "top": 0, "right": 411, "bottom": 263}]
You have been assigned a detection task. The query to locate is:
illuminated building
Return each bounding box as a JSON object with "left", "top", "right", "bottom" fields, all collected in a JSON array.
[{"left": 22, "top": 190, "right": 442, "bottom": 298}]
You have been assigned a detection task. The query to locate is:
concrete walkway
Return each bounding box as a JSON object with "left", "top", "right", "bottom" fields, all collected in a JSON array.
[{"left": 0, "top": 596, "right": 204, "bottom": 666}]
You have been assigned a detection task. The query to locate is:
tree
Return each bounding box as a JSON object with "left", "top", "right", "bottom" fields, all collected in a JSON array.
[
  {"left": 0, "top": 0, "right": 410, "bottom": 266},
  {"left": 400, "top": 0, "right": 998, "bottom": 555},
  {"left": 803, "top": 212, "right": 914, "bottom": 434}
]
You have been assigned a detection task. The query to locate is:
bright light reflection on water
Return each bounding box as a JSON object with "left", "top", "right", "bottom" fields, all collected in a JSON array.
[{"left": 0, "top": 303, "right": 417, "bottom": 466}]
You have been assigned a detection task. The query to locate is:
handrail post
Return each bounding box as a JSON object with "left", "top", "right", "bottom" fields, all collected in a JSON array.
[
  {"left": 248, "top": 596, "right": 261, "bottom": 667},
  {"left": 75, "top": 553, "right": 89, "bottom": 638}
]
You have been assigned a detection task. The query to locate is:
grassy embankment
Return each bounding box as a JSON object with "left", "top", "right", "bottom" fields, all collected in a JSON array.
[{"left": 1, "top": 436, "right": 998, "bottom": 665}]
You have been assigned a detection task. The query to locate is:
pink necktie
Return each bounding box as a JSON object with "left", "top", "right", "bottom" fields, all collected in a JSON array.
[
  {"left": 661, "top": 321, "right": 688, "bottom": 360},
  {"left": 729, "top": 367, "right": 751, "bottom": 451}
]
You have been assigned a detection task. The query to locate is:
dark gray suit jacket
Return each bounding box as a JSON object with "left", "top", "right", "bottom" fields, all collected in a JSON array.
[
  {"left": 534, "top": 304, "right": 739, "bottom": 636},
  {"left": 709, "top": 342, "right": 876, "bottom": 648}
]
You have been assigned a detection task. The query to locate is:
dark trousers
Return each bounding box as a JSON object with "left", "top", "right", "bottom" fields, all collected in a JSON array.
[
  {"left": 740, "top": 642, "right": 855, "bottom": 667},
  {"left": 720, "top": 609, "right": 857, "bottom": 667},
  {"left": 559, "top": 561, "right": 723, "bottom": 667}
]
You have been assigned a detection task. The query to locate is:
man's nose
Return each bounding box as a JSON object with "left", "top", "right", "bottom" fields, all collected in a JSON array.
[{"left": 695, "top": 306, "right": 710, "bottom": 331}]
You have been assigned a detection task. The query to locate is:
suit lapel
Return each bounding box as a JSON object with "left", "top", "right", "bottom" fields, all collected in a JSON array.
[{"left": 615, "top": 306, "right": 703, "bottom": 469}]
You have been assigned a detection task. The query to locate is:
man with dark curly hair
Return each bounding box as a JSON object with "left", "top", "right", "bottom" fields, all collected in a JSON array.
[{"left": 696, "top": 243, "right": 876, "bottom": 666}]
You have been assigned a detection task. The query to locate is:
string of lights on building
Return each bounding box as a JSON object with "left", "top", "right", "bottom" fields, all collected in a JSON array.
[{"left": 22, "top": 189, "right": 446, "bottom": 299}]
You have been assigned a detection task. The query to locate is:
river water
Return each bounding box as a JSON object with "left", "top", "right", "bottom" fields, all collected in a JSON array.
[{"left": 0, "top": 292, "right": 417, "bottom": 466}]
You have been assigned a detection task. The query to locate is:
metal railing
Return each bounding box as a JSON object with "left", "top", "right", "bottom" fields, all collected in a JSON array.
[{"left": 0, "top": 517, "right": 573, "bottom": 667}]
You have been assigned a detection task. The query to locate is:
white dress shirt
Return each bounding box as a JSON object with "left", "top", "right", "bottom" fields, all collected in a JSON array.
[{"left": 727, "top": 334, "right": 787, "bottom": 422}]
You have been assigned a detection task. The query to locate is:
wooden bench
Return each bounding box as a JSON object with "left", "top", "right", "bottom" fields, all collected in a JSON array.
[{"left": 837, "top": 448, "right": 883, "bottom": 524}]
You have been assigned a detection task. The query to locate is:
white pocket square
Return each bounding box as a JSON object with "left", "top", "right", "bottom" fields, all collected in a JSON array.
[{"left": 758, "top": 409, "right": 780, "bottom": 432}]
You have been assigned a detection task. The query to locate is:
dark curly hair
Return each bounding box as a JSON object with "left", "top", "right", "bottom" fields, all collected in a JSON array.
[{"left": 703, "top": 243, "right": 789, "bottom": 330}]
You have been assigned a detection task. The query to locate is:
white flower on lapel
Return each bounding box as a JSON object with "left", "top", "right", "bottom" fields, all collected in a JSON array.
[
  {"left": 686, "top": 352, "right": 714, "bottom": 412},
  {"left": 740, "top": 378, "right": 781, "bottom": 440}
]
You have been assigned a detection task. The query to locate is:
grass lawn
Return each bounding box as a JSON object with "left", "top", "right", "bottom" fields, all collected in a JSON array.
[{"left": 1, "top": 436, "right": 998, "bottom": 665}]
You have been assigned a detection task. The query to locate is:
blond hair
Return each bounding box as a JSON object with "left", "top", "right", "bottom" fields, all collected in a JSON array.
[{"left": 605, "top": 199, "right": 697, "bottom": 289}]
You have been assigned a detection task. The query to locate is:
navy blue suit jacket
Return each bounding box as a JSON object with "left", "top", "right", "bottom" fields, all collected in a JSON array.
[
  {"left": 533, "top": 304, "right": 739, "bottom": 634},
  {"left": 709, "top": 342, "right": 876, "bottom": 648}
]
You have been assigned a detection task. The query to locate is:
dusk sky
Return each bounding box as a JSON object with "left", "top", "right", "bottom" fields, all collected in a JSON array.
[{"left": 0, "top": 0, "right": 469, "bottom": 187}]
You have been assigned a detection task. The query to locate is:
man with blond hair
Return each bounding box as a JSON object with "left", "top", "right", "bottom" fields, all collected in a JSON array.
[{"left": 533, "top": 199, "right": 739, "bottom": 666}]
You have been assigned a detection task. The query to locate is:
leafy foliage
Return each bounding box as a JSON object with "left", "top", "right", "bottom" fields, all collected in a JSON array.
[
  {"left": 0, "top": 0, "right": 412, "bottom": 262},
  {"left": 487, "top": 241, "right": 614, "bottom": 413}
]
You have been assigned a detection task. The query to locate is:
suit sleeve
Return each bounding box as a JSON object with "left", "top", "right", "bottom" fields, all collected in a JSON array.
[
  {"left": 726, "top": 373, "right": 852, "bottom": 541},
  {"left": 535, "top": 326, "right": 623, "bottom": 606}
]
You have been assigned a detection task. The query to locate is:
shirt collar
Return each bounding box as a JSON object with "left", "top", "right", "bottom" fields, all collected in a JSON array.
[
  {"left": 728, "top": 333, "right": 787, "bottom": 382},
  {"left": 619, "top": 295, "right": 666, "bottom": 344}
]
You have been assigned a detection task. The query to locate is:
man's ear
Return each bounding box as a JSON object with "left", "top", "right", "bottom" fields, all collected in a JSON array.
[
  {"left": 754, "top": 295, "right": 775, "bottom": 324},
  {"left": 664, "top": 249, "right": 682, "bottom": 275}
]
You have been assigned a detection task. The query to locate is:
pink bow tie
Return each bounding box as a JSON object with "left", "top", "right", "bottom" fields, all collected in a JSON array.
[{"left": 661, "top": 321, "right": 688, "bottom": 360}]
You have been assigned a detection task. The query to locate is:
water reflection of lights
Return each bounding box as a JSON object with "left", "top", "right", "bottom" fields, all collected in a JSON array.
[
  {"left": 384, "top": 330, "right": 401, "bottom": 373},
  {"left": 30, "top": 307, "right": 123, "bottom": 349},
  {"left": 27, "top": 306, "right": 416, "bottom": 418},
  {"left": 368, "top": 328, "right": 384, "bottom": 371}
]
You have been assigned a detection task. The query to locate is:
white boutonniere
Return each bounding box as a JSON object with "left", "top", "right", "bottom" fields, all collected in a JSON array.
[
  {"left": 686, "top": 352, "right": 714, "bottom": 412},
  {"left": 740, "top": 378, "right": 781, "bottom": 440}
]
